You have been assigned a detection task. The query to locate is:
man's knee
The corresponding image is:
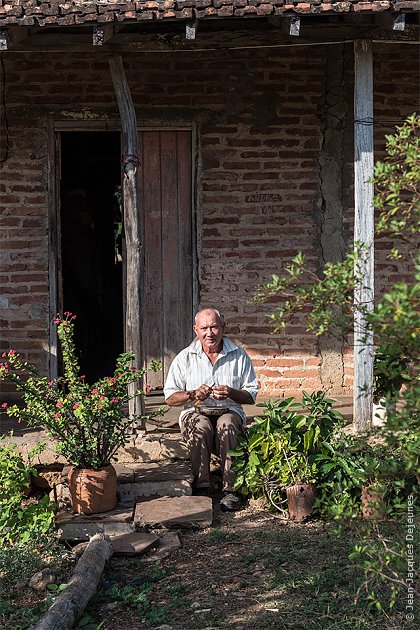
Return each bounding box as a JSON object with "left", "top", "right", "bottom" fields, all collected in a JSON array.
[
  {"left": 216, "top": 412, "right": 242, "bottom": 434},
  {"left": 183, "top": 413, "right": 213, "bottom": 439}
]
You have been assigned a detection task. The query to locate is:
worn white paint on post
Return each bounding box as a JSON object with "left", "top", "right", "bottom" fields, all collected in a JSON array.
[
  {"left": 354, "top": 40, "right": 374, "bottom": 433},
  {"left": 109, "top": 54, "right": 145, "bottom": 421}
]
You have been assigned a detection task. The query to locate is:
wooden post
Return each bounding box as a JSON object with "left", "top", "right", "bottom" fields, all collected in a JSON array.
[
  {"left": 109, "top": 54, "right": 145, "bottom": 421},
  {"left": 353, "top": 40, "right": 374, "bottom": 432}
]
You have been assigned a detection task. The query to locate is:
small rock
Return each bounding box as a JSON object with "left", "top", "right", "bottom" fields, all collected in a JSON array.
[{"left": 29, "top": 568, "right": 56, "bottom": 591}]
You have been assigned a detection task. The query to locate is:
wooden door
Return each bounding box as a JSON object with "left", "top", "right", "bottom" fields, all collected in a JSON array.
[{"left": 141, "top": 130, "right": 194, "bottom": 388}]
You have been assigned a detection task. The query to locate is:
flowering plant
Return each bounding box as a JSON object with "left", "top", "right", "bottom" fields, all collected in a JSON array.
[{"left": 0, "top": 313, "right": 161, "bottom": 470}]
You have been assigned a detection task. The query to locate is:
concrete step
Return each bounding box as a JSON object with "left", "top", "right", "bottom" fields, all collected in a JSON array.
[
  {"left": 115, "top": 429, "right": 188, "bottom": 463},
  {"left": 114, "top": 461, "right": 194, "bottom": 502}
]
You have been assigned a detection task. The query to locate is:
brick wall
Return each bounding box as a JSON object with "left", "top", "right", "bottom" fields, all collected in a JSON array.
[{"left": 0, "top": 42, "right": 418, "bottom": 401}]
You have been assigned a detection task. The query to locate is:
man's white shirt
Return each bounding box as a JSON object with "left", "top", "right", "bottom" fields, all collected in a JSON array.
[{"left": 163, "top": 336, "right": 259, "bottom": 427}]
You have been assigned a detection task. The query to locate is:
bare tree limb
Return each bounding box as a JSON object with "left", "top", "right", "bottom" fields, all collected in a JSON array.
[{"left": 33, "top": 533, "right": 113, "bottom": 630}]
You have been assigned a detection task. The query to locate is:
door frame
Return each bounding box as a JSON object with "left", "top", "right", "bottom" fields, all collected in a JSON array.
[{"left": 47, "top": 120, "right": 198, "bottom": 379}]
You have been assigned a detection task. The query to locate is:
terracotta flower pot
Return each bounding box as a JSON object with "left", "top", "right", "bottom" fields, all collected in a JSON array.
[
  {"left": 361, "top": 484, "right": 386, "bottom": 520},
  {"left": 286, "top": 483, "right": 316, "bottom": 521},
  {"left": 68, "top": 464, "right": 117, "bottom": 514}
]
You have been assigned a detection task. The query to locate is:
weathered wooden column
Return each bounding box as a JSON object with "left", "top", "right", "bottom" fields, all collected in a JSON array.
[
  {"left": 109, "top": 54, "right": 145, "bottom": 420},
  {"left": 353, "top": 40, "right": 374, "bottom": 432}
]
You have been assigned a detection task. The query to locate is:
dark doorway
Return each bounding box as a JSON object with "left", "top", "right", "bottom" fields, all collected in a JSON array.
[{"left": 60, "top": 132, "right": 123, "bottom": 382}]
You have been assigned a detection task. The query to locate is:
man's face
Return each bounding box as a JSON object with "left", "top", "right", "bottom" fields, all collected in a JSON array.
[{"left": 194, "top": 310, "right": 225, "bottom": 354}]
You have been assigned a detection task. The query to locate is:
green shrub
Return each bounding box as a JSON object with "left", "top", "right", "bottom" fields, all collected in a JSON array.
[{"left": 0, "top": 436, "right": 55, "bottom": 545}]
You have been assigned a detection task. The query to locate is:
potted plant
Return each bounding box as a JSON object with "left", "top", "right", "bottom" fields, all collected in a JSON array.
[
  {"left": 0, "top": 313, "right": 161, "bottom": 514},
  {"left": 230, "top": 391, "right": 344, "bottom": 521}
]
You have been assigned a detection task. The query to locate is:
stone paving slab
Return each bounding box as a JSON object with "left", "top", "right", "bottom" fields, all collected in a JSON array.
[
  {"left": 134, "top": 496, "right": 213, "bottom": 529},
  {"left": 56, "top": 505, "right": 136, "bottom": 542},
  {"left": 110, "top": 532, "right": 159, "bottom": 556},
  {"left": 140, "top": 532, "right": 182, "bottom": 563}
]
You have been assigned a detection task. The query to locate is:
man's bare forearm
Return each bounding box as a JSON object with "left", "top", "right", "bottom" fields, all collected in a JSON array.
[
  {"left": 165, "top": 391, "right": 196, "bottom": 407},
  {"left": 226, "top": 388, "right": 254, "bottom": 405}
]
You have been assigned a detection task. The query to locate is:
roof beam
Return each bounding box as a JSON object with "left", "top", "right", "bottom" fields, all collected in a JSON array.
[{"left": 0, "top": 21, "right": 418, "bottom": 53}]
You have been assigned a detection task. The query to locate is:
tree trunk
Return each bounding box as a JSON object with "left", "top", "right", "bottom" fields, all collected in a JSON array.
[{"left": 33, "top": 533, "right": 113, "bottom": 630}]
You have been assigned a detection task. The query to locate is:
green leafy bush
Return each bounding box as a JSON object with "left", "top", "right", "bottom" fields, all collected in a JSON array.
[
  {"left": 0, "top": 436, "right": 55, "bottom": 545},
  {"left": 230, "top": 391, "right": 344, "bottom": 509}
]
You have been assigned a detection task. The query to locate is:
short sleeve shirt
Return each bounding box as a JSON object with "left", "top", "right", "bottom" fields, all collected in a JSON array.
[{"left": 163, "top": 336, "right": 259, "bottom": 427}]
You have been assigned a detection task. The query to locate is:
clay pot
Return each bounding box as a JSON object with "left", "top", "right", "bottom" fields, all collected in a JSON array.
[
  {"left": 68, "top": 465, "right": 117, "bottom": 514},
  {"left": 361, "top": 484, "right": 386, "bottom": 520},
  {"left": 286, "top": 483, "right": 316, "bottom": 521}
]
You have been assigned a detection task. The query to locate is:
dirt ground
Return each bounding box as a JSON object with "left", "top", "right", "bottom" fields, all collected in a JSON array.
[{"left": 83, "top": 479, "right": 413, "bottom": 630}]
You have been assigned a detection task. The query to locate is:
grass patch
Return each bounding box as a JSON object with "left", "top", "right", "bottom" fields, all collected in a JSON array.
[{"left": 0, "top": 534, "right": 76, "bottom": 630}]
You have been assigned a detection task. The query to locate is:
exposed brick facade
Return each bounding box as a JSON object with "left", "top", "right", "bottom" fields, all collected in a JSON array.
[{"left": 0, "top": 40, "right": 418, "bottom": 400}]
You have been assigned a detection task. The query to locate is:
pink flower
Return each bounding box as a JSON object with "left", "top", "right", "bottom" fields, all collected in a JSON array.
[
  {"left": 1, "top": 352, "right": 6, "bottom": 358},
  {"left": 100, "top": 396, "right": 105, "bottom": 401},
  {"left": 8, "top": 350, "right": 16, "bottom": 356},
  {"left": 111, "top": 397, "right": 119, "bottom": 403},
  {"left": 108, "top": 377, "right": 117, "bottom": 383},
  {"left": 56, "top": 401, "right": 63, "bottom": 407},
  {"left": 1, "top": 402, "right": 7, "bottom": 408},
  {"left": 80, "top": 375, "right": 86, "bottom": 379},
  {"left": 55, "top": 413, "right": 61, "bottom": 419},
  {"left": 73, "top": 403, "right": 79, "bottom": 409},
  {"left": 54, "top": 318, "right": 61, "bottom": 325}
]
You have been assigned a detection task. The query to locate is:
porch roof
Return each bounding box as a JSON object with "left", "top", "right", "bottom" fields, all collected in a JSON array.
[{"left": 0, "top": 0, "right": 418, "bottom": 28}]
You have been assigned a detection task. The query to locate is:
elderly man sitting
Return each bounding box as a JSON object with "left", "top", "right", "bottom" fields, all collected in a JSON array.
[{"left": 164, "top": 308, "right": 259, "bottom": 511}]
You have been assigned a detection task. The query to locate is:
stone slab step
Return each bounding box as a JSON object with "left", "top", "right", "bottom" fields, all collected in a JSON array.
[
  {"left": 139, "top": 532, "right": 181, "bottom": 563},
  {"left": 115, "top": 431, "right": 188, "bottom": 463},
  {"left": 110, "top": 532, "right": 159, "bottom": 556},
  {"left": 115, "top": 461, "right": 194, "bottom": 501},
  {"left": 134, "top": 496, "right": 213, "bottom": 530},
  {"left": 56, "top": 505, "right": 135, "bottom": 542}
]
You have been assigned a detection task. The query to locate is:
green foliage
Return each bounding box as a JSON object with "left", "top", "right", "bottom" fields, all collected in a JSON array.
[
  {"left": 349, "top": 522, "right": 411, "bottom": 612},
  {"left": 374, "top": 112, "right": 420, "bottom": 257},
  {"left": 252, "top": 248, "right": 362, "bottom": 337},
  {"left": 230, "top": 391, "right": 344, "bottom": 507},
  {"left": 0, "top": 312, "right": 162, "bottom": 470},
  {"left": 314, "top": 432, "right": 417, "bottom": 521},
  {"left": 0, "top": 436, "right": 55, "bottom": 545}
]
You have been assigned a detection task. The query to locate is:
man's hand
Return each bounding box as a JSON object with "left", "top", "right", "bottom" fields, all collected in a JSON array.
[
  {"left": 212, "top": 385, "right": 231, "bottom": 400},
  {"left": 213, "top": 385, "right": 254, "bottom": 405},
  {"left": 195, "top": 384, "right": 213, "bottom": 401}
]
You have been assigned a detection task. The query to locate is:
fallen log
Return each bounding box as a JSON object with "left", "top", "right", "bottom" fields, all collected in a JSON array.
[{"left": 33, "top": 533, "right": 113, "bottom": 630}]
